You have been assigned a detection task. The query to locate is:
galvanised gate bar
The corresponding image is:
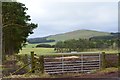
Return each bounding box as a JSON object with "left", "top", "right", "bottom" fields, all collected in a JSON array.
[{"left": 44, "top": 52, "right": 102, "bottom": 74}]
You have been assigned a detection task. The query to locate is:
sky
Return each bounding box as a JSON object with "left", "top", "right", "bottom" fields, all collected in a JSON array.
[{"left": 18, "top": 0, "right": 118, "bottom": 38}]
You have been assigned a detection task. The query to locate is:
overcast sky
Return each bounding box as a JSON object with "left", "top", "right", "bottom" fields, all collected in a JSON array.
[{"left": 18, "top": 0, "right": 118, "bottom": 38}]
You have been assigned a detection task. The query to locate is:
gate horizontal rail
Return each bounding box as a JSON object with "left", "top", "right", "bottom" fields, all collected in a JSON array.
[{"left": 44, "top": 52, "right": 102, "bottom": 74}]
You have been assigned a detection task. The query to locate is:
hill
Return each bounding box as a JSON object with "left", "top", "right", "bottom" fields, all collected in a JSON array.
[
  {"left": 47, "top": 30, "right": 111, "bottom": 41},
  {"left": 90, "top": 32, "right": 119, "bottom": 40},
  {"left": 27, "top": 37, "right": 55, "bottom": 44},
  {"left": 27, "top": 30, "right": 112, "bottom": 44}
]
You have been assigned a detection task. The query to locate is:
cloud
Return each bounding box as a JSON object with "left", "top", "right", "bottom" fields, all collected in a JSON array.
[{"left": 18, "top": 0, "right": 118, "bottom": 38}]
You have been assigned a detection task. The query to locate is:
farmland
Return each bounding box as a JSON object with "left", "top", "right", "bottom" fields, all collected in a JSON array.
[
  {"left": 19, "top": 48, "right": 55, "bottom": 56},
  {"left": 19, "top": 48, "right": 118, "bottom": 56},
  {"left": 19, "top": 43, "right": 118, "bottom": 56},
  {"left": 24, "top": 42, "right": 55, "bottom": 48}
]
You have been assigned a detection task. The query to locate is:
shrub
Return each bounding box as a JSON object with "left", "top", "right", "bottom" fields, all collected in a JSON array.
[{"left": 36, "top": 44, "right": 52, "bottom": 48}]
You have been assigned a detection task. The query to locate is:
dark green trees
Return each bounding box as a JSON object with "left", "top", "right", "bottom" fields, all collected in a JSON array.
[
  {"left": 55, "top": 39, "right": 89, "bottom": 52},
  {"left": 55, "top": 41, "right": 64, "bottom": 53},
  {"left": 2, "top": 2, "right": 37, "bottom": 55},
  {"left": 55, "top": 39, "right": 119, "bottom": 53}
]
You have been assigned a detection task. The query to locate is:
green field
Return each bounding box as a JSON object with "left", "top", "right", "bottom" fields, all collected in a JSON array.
[
  {"left": 19, "top": 43, "right": 55, "bottom": 56},
  {"left": 24, "top": 44, "right": 38, "bottom": 48},
  {"left": 86, "top": 49, "right": 118, "bottom": 54},
  {"left": 24, "top": 42, "right": 56, "bottom": 48},
  {"left": 19, "top": 48, "right": 118, "bottom": 57},
  {"left": 19, "top": 48, "right": 55, "bottom": 56},
  {"left": 18, "top": 42, "right": 119, "bottom": 56}
]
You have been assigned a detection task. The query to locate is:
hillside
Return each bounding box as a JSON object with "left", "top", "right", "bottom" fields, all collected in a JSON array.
[
  {"left": 28, "top": 30, "right": 112, "bottom": 44},
  {"left": 47, "top": 30, "right": 111, "bottom": 41}
]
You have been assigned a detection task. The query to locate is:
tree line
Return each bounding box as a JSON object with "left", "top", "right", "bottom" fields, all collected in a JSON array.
[
  {"left": 27, "top": 37, "right": 55, "bottom": 44},
  {"left": 36, "top": 44, "right": 55, "bottom": 48},
  {"left": 54, "top": 38, "right": 119, "bottom": 53}
]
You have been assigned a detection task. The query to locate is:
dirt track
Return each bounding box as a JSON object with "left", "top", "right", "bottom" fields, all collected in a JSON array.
[
  {"left": 73, "top": 71, "right": 118, "bottom": 78},
  {"left": 2, "top": 71, "right": 119, "bottom": 80}
]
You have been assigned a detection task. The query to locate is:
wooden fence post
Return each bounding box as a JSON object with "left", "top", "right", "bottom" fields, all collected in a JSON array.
[
  {"left": 118, "top": 53, "right": 120, "bottom": 67},
  {"left": 31, "top": 51, "right": 35, "bottom": 73},
  {"left": 39, "top": 55, "right": 44, "bottom": 74},
  {"left": 102, "top": 52, "right": 106, "bottom": 69},
  {"left": 118, "top": 53, "right": 120, "bottom": 76}
]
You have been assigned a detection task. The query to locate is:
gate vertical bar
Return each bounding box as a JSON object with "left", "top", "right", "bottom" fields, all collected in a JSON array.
[
  {"left": 81, "top": 54, "right": 83, "bottom": 73},
  {"left": 62, "top": 53, "right": 64, "bottom": 74},
  {"left": 99, "top": 52, "right": 101, "bottom": 70}
]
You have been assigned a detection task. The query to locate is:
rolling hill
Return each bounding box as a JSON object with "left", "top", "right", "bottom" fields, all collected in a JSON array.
[
  {"left": 47, "top": 30, "right": 111, "bottom": 41},
  {"left": 27, "top": 29, "right": 112, "bottom": 44}
]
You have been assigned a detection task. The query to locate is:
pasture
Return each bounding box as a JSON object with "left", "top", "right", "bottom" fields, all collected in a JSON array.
[
  {"left": 19, "top": 43, "right": 118, "bottom": 57},
  {"left": 19, "top": 43, "right": 118, "bottom": 56},
  {"left": 19, "top": 48, "right": 55, "bottom": 56},
  {"left": 19, "top": 43, "right": 55, "bottom": 55},
  {"left": 86, "top": 49, "right": 118, "bottom": 54},
  {"left": 23, "top": 42, "right": 55, "bottom": 48}
]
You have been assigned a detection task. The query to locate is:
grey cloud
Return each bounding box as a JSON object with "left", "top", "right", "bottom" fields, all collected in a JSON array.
[{"left": 22, "top": 2, "right": 117, "bottom": 38}]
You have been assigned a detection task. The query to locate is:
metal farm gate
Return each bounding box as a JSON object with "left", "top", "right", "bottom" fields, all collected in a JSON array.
[{"left": 44, "top": 52, "right": 101, "bottom": 74}]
